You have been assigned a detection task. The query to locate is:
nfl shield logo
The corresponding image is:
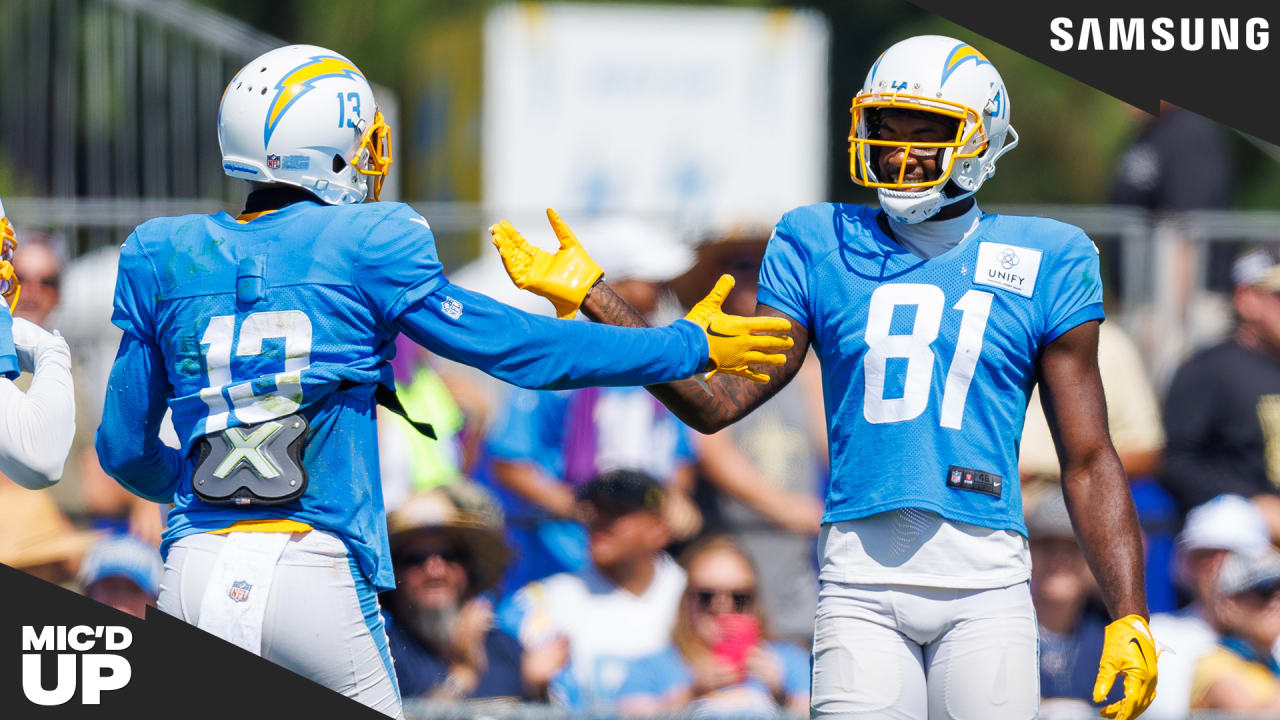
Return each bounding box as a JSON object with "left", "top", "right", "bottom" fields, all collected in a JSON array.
[
  {"left": 441, "top": 296, "right": 464, "bottom": 320},
  {"left": 228, "top": 580, "right": 252, "bottom": 603},
  {"left": 266, "top": 154, "right": 282, "bottom": 170}
]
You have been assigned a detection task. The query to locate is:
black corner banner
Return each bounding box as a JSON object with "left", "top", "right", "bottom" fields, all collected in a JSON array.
[
  {"left": 903, "top": 0, "right": 1280, "bottom": 145},
  {"left": 0, "top": 564, "right": 385, "bottom": 719}
]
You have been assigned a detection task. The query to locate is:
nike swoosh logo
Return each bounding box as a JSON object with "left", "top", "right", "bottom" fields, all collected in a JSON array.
[
  {"left": 1129, "top": 638, "right": 1147, "bottom": 664},
  {"left": 707, "top": 329, "right": 734, "bottom": 338}
]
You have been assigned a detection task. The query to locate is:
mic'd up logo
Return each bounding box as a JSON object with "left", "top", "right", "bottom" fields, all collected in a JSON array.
[{"left": 21, "top": 625, "right": 132, "bottom": 705}]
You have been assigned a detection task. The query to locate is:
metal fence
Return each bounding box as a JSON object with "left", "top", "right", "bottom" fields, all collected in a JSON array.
[
  {"left": 8, "top": 194, "right": 1273, "bottom": 389},
  {"left": 1, "top": 0, "right": 1268, "bottom": 388},
  {"left": 0, "top": 0, "right": 397, "bottom": 255},
  {"left": 987, "top": 204, "right": 1278, "bottom": 388}
]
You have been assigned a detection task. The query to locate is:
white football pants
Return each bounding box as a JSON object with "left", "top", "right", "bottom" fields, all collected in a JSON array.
[
  {"left": 811, "top": 581, "right": 1039, "bottom": 719},
  {"left": 158, "top": 530, "right": 404, "bottom": 719}
]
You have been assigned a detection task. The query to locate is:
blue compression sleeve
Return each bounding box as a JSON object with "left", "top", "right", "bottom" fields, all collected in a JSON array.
[
  {"left": 95, "top": 331, "right": 185, "bottom": 502},
  {"left": 0, "top": 310, "right": 19, "bottom": 380},
  {"left": 394, "top": 283, "right": 708, "bottom": 390}
]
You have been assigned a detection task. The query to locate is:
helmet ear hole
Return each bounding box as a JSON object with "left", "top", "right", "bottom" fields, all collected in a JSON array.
[{"left": 332, "top": 154, "right": 347, "bottom": 173}]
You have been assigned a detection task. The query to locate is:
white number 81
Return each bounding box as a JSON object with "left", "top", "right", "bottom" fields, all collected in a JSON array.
[{"left": 863, "top": 284, "right": 992, "bottom": 430}]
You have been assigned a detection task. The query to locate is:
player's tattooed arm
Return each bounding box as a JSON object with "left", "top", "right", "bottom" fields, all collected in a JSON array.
[
  {"left": 1038, "top": 320, "right": 1148, "bottom": 621},
  {"left": 581, "top": 283, "right": 809, "bottom": 433}
]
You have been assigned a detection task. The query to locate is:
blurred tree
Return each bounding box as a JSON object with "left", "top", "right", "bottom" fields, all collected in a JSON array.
[{"left": 191, "top": 0, "right": 1280, "bottom": 210}]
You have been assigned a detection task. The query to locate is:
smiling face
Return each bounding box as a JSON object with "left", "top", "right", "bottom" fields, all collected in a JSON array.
[{"left": 874, "top": 110, "right": 961, "bottom": 191}]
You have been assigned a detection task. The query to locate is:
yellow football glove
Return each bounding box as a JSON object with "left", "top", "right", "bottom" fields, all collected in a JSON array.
[
  {"left": 0, "top": 217, "right": 20, "bottom": 313},
  {"left": 684, "top": 275, "right": 792, "bottom": 383},
  {"left": 490, "top": 209, "right": 603, "bottom": 319},
  {"left": 1094, "top": 614, "right": 1158, "bottom": 720}
]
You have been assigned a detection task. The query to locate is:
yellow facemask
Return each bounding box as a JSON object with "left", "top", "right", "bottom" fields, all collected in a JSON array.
[
  {"left": 848, "top": 92, "right": 988, "bottom": 190},
  {"left": 351, "top": 109, "right": 393, "bottom": 202},
  {"left": 0, "top": 217, "right": 20, "bottom": 313}
]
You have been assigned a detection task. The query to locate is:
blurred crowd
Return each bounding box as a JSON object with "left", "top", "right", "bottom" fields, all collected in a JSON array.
[{"left": 3, "top": 108, "right": 1280, "bottom": 718}]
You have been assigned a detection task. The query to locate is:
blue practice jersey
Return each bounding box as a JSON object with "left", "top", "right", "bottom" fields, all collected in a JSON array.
[
  {"left": 96, "top": 199, "right": 709, "bottom": 589},
  {"left": 757, "top": 203, "right": 1103, "bottom": 536}
]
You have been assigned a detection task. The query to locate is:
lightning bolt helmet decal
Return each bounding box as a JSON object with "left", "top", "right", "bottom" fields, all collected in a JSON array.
[{"left": 263, "top": 55, "right": 365, "bottom": 148}]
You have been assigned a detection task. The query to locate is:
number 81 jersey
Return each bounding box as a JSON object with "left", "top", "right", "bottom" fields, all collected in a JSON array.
[{"left": 757, "top": 203, "right": 1103, "bottom": 536}]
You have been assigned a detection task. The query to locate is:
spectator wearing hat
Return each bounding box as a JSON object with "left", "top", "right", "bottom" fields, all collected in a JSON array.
[
  {"left": 0, "top": 479, "right": 98, "bottom": 585},
  {"left": 1161, "top": 246, "right": 1280, "bottom": 540},
  {"left": 1190, "top": 548, "right": 1280, "bottom": 711},
  {"left": 382, "top": 482, "right": 530, "bottom": 702},
  {"left": 1029, "top": 490, "right": 1122, "bottom": 712},
  {"left": 497, "top": 470, "right": 686, "bottom": 711},
  {"left": 1146, "top": 494, "right": 1271, "bottom": 719},
  {"left": 79, "top": 535, "right": 163, "bottom": 619}
]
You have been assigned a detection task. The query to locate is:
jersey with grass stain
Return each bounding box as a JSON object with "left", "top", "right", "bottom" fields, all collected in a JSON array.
[{"left": 97, "top": 200, "right": 708, "bottom": 589}]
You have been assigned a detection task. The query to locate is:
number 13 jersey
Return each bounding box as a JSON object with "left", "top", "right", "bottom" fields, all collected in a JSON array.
[{"left": 757, "top": 202, "right": 1103, "bottom": 538}]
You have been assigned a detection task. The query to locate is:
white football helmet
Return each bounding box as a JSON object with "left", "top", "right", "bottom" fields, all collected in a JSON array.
[
  {"left": 850, "top": 35, "right": 1018, "bottom": 224},
  {"left": 218, "top": 44, "right": 391, "bottom": 205}
]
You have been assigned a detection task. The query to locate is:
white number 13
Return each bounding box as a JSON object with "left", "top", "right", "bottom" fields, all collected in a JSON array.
[
  {"left": 198, "top": 310, "right": 313, "bottom": 433},
  {"left": 863, "top": 284, "right": 992, "bottom": 430}
]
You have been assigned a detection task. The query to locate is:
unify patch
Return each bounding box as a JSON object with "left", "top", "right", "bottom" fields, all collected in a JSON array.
[{"left": 974, "top": 242, "right": 1042, "bottom": 298}]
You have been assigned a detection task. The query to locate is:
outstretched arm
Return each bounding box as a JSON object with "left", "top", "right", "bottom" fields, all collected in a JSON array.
[
  {"left": 491, "top": 210, "right": 805, "bottom": 433},
  {"left": 1039, "top": 320, "right": 1156, "bottom": 720},
  {"left": 393, "top": 280, "right": 789, "bottom": 392},
  {"left": 582, "top": 281, "right": 808, "bottom": 433}
]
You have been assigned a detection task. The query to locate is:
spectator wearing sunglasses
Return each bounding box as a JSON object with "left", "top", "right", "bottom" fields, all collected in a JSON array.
[
  {"left": 497, "top": 470, "right": 686, "bottom": 711},
  {"left": 11, "top": 233, "right": 61, "bottom": 326},
  {"left": 1191, "top": 548, "right": 1280, "bottom": 712},
  {"left": 382, "top": 481, "right": 539, "bottom": 702},
  {"left": 615, "top": 535, "right": 810, "bottom": 717}
]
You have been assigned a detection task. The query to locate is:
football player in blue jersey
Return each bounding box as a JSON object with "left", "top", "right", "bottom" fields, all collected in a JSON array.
[
  {"left": 492, "top": 35, "right": 1157, "bottom": 720},
  {"left": 93, "top": 44, "right": 790, "bottom": 718}
]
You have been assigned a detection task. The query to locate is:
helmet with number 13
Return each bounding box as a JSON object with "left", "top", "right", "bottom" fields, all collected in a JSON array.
[{"left": 218, "top": 44, "right": 391, "bottom": 205}]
